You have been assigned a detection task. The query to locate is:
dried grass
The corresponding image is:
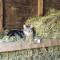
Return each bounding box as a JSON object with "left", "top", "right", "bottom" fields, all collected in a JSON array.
[{"left": 26, "top": 13, "right": 60, "bottom": 39}]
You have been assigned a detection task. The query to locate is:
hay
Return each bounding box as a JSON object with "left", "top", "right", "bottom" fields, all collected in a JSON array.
[{"left": 26, "top": 13, "right": 60, "bottom": 39}]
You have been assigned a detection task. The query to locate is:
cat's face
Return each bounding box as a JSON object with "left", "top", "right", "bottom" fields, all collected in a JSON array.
[{"left": 23, "top": 25, "right": 33, "bottom": 36}]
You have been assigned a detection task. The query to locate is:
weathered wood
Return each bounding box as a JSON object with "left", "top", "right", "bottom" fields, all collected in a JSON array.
[
  {"left": 8, "top": 52, "right": 16, "bottom": 60},
  {"left": 0, "top": 40, "right": 60, "bottom": 52},
  {"left": 0, "top": 53, "right": 8, "bottom": 60},
  {"left": 38, "top": 0, "right": 43, "bottom": 16},
  {"left": 0, "top": 0, "right": 3, "bottom": 32},
  {"left": 4, "top": 0, "right": 43, "bottom": 29}
]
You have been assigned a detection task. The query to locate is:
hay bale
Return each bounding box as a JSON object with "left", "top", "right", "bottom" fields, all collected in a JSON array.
[{"left": 26, "top": 13, "right": 60, "bottom": 39}]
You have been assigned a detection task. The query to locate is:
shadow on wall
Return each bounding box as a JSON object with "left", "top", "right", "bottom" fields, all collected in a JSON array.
[{"left": 43, "top": 0, "right": 60, "bottom": 15}]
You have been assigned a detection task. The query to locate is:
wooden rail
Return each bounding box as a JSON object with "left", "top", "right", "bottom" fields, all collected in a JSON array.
[{"left": 0, "top": 39, "right": 60, "bottom": 52}]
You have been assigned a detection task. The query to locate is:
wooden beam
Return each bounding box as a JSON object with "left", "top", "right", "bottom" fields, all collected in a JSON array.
[
  {"left": 0, "top": 39, "right": 60, "bottom": 52},
  {"left": 38, "top": 0, "right": 43, "bottom": 16},
  {"left": 0, "top": 0, "right": 3, "bottom": 32}
]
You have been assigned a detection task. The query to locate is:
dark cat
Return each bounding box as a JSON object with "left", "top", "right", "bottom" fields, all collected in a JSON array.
[{"left": 7, "top": 29, "right": 24, "bottom": 38}]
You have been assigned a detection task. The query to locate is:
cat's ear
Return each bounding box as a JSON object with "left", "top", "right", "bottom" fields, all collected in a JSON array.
[
  {"left": 30, "top": 25, "right": 33, "bottom": 28},
  {"left": 23, "top": 25, "right": 26, "bottom": 29}
]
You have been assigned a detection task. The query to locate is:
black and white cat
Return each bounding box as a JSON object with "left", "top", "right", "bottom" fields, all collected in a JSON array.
[
  {"left": 4, "top": 25, "right": 36, "bottom": 40},
  {"left": 4, "top": 25, "right": 43, "bottom": 43}
]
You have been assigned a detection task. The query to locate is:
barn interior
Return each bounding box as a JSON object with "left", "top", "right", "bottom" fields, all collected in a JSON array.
[{"left": 0, "top": 0, "right": 60, "bottom": 60}]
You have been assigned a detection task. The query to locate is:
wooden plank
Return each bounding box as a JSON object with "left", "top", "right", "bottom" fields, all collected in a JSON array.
[
  {"left": 0, "top": 40, "right": 60, "bottom": 52},
  {"left": 38, "top": 0, "right": 43, "bottom": 16},
  {"left": 0, "top": 0, "right": 3, "bottom": 32},
  {"left": 0, "top": 53, "right": 8, "bottom": 60},
  {"left": 8, "top": 52, "right": 17, "bottom": 60}
]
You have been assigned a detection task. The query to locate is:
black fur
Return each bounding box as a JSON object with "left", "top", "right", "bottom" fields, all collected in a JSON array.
[
  {"left": 7, "top": 30, "right": 24, "bottom": 38},
  {"left": 6, "top": 25, "right": 36, "bottom": 38},
  {"left": 32, "top": 27, "right": 36, "bottom": 37}
]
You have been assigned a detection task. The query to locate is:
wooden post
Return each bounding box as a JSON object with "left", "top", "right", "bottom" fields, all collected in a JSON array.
[
  {"left": 0, "top": 0, "right": 3, "bottom": 32},
  {"left": 38, "top": 0, "right": 43, "bottom": 16}
]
